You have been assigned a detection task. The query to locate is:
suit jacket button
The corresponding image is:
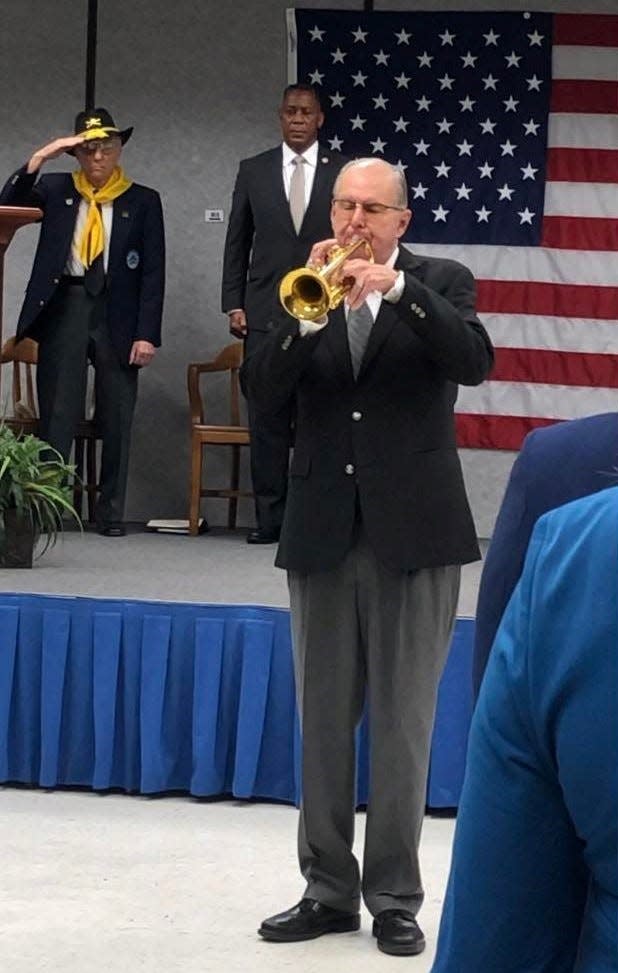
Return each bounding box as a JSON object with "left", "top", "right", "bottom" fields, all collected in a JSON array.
[
  {"left": 39, "top": 300, "right": 45, "bottom": 306},
  {"left": 53, "top": 278, "right": 60, "bottom": 284},
  {"left": 345, "top": 464, "right": 355, "bottom": 475},
  {"left": 352, "top": 411, "right": 362, "bottom": 421}
]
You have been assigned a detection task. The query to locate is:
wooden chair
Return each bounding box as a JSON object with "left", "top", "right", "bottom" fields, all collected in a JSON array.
[
  {"left": 0, "top": 336, "right": 99, "bottom": 522},
  {"left": 187, "top": 342, "right": 251, "bottom": 535}
]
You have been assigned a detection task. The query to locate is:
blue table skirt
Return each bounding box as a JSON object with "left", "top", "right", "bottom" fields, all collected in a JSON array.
[{"left": 0, "top": 593, "right": 474, "bottom": 807}]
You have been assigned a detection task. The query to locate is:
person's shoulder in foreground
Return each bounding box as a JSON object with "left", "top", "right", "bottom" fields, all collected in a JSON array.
[
  {"left": 432, "top": 485, "right": 618, "bottom": 973},
  {"left": 473, "top": 412, "right": 618, "bottom": 696}
]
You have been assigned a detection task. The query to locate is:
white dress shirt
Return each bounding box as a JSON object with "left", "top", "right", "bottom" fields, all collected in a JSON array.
[{"left": 282, "top": 140, "right": 319, "bottom": 208}]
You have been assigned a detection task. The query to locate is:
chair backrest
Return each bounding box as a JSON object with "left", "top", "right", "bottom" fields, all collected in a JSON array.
[
  {"left": 1, "top": 336, "right": 39, "bottom": 418},
  {"left": 187, "top": 342, "right": 246, "bottom": 427}
]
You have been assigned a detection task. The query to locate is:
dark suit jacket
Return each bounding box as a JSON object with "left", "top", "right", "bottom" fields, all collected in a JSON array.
[
  {"left": 0, "top": 165, "right": 165, "bottom": 364},
  {"left": 473, "top": 412, "right": 618, "bottom": 696},
  {"left": 242, "top": 247, "right": 494, "bottom": 573},
  {"left": 220, "top": 144, "right": 346, "bottom": 331}
]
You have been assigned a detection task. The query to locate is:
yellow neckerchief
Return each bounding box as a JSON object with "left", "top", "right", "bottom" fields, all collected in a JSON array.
[{"left": 72, "top": 166, "right": 132, "bottom": 268}]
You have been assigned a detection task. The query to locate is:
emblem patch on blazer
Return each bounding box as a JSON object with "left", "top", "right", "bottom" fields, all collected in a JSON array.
[{"left": 126, "top": 250, "right": 140, "bottom": 269}]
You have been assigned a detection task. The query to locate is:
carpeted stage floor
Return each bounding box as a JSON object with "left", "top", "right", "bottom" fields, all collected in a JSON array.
[{"left": 0, "top": 523, "right": 486, "bottom": 615}]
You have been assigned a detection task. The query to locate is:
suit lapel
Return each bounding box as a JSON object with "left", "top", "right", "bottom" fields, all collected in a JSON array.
[
  {"left": 323, "top": 304, "right": 354, "bottom": 383},
  {"left": 302, "top": 147, "right": 334, "bottom": 233},
  {"left": 108, "top": 187, "right": 135, "bottom": 272},
  {"left": 268, "top": 147, "right": 297, "bottom": 235}
]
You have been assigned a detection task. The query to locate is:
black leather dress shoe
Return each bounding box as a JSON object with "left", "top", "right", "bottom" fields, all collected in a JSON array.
[
  {"left": 372, "top": 910, "right": 426, "bottom": 956},
  {"left": 259, "top": 898, "right": 360, "bottom": 942},
  {"left": 97, "top": 524, "right": 126, "bottom": 537},
  {"left": 246, "top": 528, "right": 280, "bottom": 545}
]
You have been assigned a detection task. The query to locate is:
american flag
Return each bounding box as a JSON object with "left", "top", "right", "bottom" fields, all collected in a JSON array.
[{"left": 289, "top": 9, "right": 618, "bottom": 449}]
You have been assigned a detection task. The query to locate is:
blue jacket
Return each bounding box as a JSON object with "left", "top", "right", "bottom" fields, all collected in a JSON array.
[
  {"left": 432, "top": 487, "right": 618, "bottom": 973},
  {"left": 0, "top": 165, "right": 165, "bottom": 364},
  {"left": 473, "top": 413, "right": 618, "bottom": 695}
]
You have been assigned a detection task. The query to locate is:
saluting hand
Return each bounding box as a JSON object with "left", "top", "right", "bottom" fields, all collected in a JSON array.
[{"left": 26, "top": 135, "right": 86, "bottom": 174}]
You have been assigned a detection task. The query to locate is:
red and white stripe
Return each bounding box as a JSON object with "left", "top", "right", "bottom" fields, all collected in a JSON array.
[{"left": 416, "top": 14, "right": 618, "bottom": 451}]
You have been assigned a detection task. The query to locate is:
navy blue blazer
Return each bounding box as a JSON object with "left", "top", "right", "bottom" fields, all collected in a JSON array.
[
  {"left": 433, "top": 487, "right": 618, "bottom": 973},
  {"left": 0, "top": 165, "right": 165, "bottom": 364},
  {"left": 473, "top": 412, "right": 618, "bottom": 696}
]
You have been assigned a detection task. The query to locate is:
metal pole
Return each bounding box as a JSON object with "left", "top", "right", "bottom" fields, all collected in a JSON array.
[{"left": 85, "top": 0, "right": 98, "bottom": 108}]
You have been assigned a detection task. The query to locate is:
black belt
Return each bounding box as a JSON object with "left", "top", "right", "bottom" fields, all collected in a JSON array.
[{"left": 61, "top": 275, "right": 86, "bottom": 285}]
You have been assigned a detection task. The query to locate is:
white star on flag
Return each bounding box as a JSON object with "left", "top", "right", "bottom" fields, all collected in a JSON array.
[
  {"left": 455, "top": 183, "right": 473, "bottom": 200},
  {"left": 497, "top": 183, "right": 515, "bottom": 200}
]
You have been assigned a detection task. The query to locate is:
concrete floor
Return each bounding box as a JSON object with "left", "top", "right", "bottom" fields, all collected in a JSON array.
[{"left": 0, "top": 788, "right": 455, "bottom": 973}]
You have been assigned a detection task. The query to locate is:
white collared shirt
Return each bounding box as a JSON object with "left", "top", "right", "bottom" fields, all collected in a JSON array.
[
  {"left": 282, "top": 140, "right": 319, "bottom": 209},
  {"left": 64, "top": 199, "right": 113, "bottom": 275}
]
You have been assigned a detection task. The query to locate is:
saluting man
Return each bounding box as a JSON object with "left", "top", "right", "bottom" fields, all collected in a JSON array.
[{"left": 0, "top": 108, "right": 165, "bottom": 536}]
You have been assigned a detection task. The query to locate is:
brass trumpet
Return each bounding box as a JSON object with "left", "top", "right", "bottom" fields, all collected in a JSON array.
[{"left": 279, "top": 238, "right": 373, "bottom": 322}]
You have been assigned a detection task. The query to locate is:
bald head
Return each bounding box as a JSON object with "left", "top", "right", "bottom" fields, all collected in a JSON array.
[{"left": 333, "top": 158, "right": 408, "bottom": 209}]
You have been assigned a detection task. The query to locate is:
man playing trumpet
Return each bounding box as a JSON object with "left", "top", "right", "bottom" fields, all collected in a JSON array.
[{"left": 242, "top": 158, "right": 493, "bottom": 957}]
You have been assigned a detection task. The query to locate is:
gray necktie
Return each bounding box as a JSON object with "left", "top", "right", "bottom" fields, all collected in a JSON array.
[
  {"left": 347, "top": 302, "right": 374, "bottom": 378},
  {"left": 289, "top": 156, "right": 306, "bottom": 233}
]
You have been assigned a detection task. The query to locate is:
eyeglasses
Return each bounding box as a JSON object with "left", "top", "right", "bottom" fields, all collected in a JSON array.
[
  {"left": 76, "top": 139, "right": 120, "bottom": 156},
  {"left": 333, "top": 198, "right": 405, "bottom": 216}
]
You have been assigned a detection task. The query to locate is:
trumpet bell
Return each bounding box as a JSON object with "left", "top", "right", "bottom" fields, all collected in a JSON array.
[{"left": 279, "top": 238, "right": 373, "bottom": 322}]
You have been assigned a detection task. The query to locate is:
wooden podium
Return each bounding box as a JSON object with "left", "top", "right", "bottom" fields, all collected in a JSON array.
[{"left": 0, "top": 206, "right": 42, "bottom": 401}]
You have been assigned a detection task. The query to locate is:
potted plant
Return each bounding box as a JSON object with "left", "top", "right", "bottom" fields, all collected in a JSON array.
[{"left": 0, "top": 425, "right": 81, "bottom": 568}]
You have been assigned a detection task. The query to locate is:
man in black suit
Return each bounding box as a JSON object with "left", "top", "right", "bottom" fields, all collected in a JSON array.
[
  {"left": 243, "top": 158, "right": 493, "bottom": 956},
  {"left": 221, "top": 84, "right": 346, "bottom": 543},
  {"left": 0, "top": 108, "right": 165, "bottom": 536}
]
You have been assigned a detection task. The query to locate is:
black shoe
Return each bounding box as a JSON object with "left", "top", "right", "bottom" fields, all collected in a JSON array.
[
  {"left": 97, "top": 523, "right": 126, "bottom": 537},
  {"left": 372, "top": 910, "right": 425, "bottom": 956},
  {"left": 247, "top": 528, "right": 280, "bottom": 545},
  {"left": 259, "top": 898, "right": 360, "bottom": 942}
]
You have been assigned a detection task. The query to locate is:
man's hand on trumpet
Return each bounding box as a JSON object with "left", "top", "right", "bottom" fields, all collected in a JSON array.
[
  {"left": 340, "top": 259, "right": 399, "bottom": 310},
  {"left": 306, "top": 236, "right": 398, "bottom": 310}
]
